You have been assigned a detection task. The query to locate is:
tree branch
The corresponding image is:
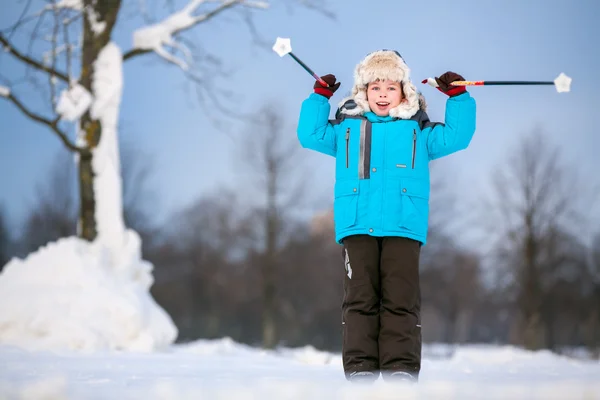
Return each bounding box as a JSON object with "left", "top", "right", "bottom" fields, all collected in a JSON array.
[
  {"left": 1, "top": 91, "right": 82, "bottom": 153},
  {"left": 49, "top": 1, "right": 60, "bottom": 109},
  {"left": 122, "top": 47, "right": 149, "bottom": 61},
  {"left": 1, "top": 0, "right": 33, "bottom": 38},
  {"left": 123, "top": 0, "right": 265, "bottom": 63},
  {"left": 0, "top": 33, "right": 69, "bottom": 83}
]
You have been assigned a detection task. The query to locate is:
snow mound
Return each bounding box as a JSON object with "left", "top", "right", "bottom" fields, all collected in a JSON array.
[
  {"left": 174, "top": 336, "right": 263, "bottom": 356},
  {"left": 278, "top": 344, "right": 341, "bottom": 366},
  {"left": 450, "top": 344, "right": 564, "bottom": 364},
  {"left": 176, "top": 338, "right": 340, "bottom": 366},
  {"left": 0, "top": 231, "right": 177, "bottom": 352}
]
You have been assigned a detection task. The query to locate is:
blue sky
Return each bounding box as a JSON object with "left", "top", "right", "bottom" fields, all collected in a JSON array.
[{"left": 1, "top": 0, "right": 599, "bottom": 243}]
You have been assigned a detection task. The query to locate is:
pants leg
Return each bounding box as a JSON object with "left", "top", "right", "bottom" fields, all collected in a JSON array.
[
  {"left": 378, "top": 237, "right": 422, "bottom": 379},
  {"left": 341, "top": 235, "right": 381, "bottom": 378}
]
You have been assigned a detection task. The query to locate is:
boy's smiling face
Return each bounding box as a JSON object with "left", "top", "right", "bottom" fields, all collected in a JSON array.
[{"left": 366, "top": 80, "right": 404, "bottom": 116}]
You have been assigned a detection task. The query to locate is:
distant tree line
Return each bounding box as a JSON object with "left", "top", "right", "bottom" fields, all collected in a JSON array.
[{"left": 1, "top": 107, "right": 598, "bottom": 359}]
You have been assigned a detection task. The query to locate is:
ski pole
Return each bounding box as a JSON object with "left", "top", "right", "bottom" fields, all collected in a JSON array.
[
  {"left": 422, "top": 72, "right": 572, "bottom": 93},
  {"left": 272, "top": 37, "right": 329, "bottom": 87}
]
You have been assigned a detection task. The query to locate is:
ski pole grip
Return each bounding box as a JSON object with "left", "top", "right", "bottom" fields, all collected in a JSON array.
[{"left": 316, "top": 76, "right": 330, "bottom": 87}]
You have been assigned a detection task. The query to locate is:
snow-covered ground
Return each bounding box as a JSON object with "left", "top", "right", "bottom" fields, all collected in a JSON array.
[{"left": 1, "top": 338, "right": 599, "bottom": 400}]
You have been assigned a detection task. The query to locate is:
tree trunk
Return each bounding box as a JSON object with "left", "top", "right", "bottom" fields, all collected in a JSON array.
[
  {"left": 445, "top": 305, "right": 458, "bottom": 344},
  {"left": 262, "top": 162, "right": 278, "bottom": 349},
  {"left": 78, "top": 0, "right": 122, "bottom": 241},
  {"left": 521, "top": 213, "right": 544, "bottom": 350},
  {"left": 78, "top": 150, "right": 96, "bottom": 239},
  {"left": 262, "top": 217, "right": 277, "bottom": 349}
]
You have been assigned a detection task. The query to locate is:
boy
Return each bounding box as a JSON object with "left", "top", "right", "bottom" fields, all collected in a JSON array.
[{"left": 296, "top": 50, "right": 476, "bottom": 383}]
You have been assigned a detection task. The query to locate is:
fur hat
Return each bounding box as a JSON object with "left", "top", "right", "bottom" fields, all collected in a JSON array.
[{"left": 338, "top": 50, "right": 425, "bottom": 119}]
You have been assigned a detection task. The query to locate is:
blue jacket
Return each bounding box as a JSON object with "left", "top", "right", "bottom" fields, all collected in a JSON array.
[{"left": 297, "top": 92, "right": 476, "bottom": 245}]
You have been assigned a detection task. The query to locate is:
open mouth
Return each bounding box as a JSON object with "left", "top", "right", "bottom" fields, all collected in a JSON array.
[{"left": 376, "top": 102, "right": 390, "bottom": 107}]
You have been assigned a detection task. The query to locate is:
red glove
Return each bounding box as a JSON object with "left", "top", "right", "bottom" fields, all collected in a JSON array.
[
  {"left": 435, "top": 71, "right": 467, "bottom": 97},
  {"left": 314, "top": 74, "right": 341, "bottom": 99}
]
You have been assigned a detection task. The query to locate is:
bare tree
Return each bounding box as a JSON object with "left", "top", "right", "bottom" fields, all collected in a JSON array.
[
  {"left": 0, "top": 0, "right": 331, "bottom": 243},
  {"left": 585, "top": 232, "right": 600, "bottom": 357},
  {"left": 150, "top": 188, "right": 258, "bottom": 341},
  {"left": 484, "top": 130, "right": 586, "bottom": 350},
  {"left": 236, "top": 102, "right": 307, "bottom": 349},
  {"left": 18, "top": 142, "right": 158, "bottom": 256},
  {"left": 421, "top": 242, "right": 482, "bottom": 344},
  {"left": 20, "top": 151, "right": 77, "bottom": 255},
  {"left": 414, "top": 163, "right": 486, "bottom": 344}
]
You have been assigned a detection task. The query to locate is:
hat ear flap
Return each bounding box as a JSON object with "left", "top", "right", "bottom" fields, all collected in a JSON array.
[
  {"left": 354, "top": 87, "right": 370, "bottom": 114},
  {"left": 388, "top": 80, "right": 421, "bottom": 119}
]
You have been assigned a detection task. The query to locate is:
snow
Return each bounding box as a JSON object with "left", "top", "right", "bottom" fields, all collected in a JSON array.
[
  {"left": 0, "top": 37, "right": 177, "bottom": 362},
  {"left": 0, "top": 339, "right": 598, "bottom": 399},
  {"left": 0, "top": 43, "right": 176, "bottom": 351},
  {"left": 0, "top": 233, "right": 177, "bottom": 353},
  {"left": 0, "top": 85, "right": 9, "bottom": 97},
  {"left": 48, "top": 0, "right": 83, "bottom": 10},
  {"left": 55, "top": 42, "right": 128, "bottom": 253},
  {"left": 0, "top": 38, "right": 178, "bottom": 359},
  {"left": 132, "top": 0, "right": 204, "bottom": 70},
  {"left": 45, "top": 0, "right": 105, "bottom": 34},
  {"left": 43, "top": 44, "right": 72, "bottom": 64},
  {"left": 89, "top": 42, "right": 127, "bottom": 255},
  {"left": 85, "top": 6, "right": 106, "bottom": 35},
  {"left": 56, "top": 84, "right": 92, "bottom": 121},
  {"left": 132, "top": 0, "right": 268, "bottom": 70}
]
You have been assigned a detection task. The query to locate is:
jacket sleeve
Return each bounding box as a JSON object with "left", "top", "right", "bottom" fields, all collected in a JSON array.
[
  {"left": 424, "top": 92, "right": 476, "bottom": 161},
  {"left": 297, "top": 93, "right": 337, "bottom": 157}
]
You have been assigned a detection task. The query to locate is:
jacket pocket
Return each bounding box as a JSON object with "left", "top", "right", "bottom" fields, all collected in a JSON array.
[
  {"left": 398, "top": 179, "right": 430, "bottom": 235},
  {"left": 334, "top": 180, "right": 360, "bottom": 229}
]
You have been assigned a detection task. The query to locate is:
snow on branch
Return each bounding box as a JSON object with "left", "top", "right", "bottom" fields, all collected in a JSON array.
[
  {"left": 44, "top": 0, "right": 106, "bottom": 35},
  {"left": 85, "top": 6, "right": 106, "bottom": 35},
  {"left": 0, "top": 86, "right": 9, "bottom": 97},
  {"left": 45, "top": 0, "right": 83, "bottom": 11},
  {"left": 128, "top": 0, "right": 268, "bottom": 68},
  {"left": 43, "top": 43, "right": 77, "bottom": 65},
  {"left": 56, "top": 84, "right": 92, "bottom": 121}
]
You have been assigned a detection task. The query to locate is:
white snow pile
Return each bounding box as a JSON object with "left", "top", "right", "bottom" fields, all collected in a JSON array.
[
  {"left": 0, "top": 230, "right": 177, "bottom": 352},
  {"left": 56, "top": 84, "right": 92, "bottom": 122}
]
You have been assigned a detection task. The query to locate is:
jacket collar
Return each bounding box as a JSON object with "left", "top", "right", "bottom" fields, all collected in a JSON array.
[{"left": 364, "top": 112, "right": 395, "bottom": 123}]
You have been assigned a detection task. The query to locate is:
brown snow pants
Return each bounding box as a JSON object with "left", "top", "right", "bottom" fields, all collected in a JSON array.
[{"left": 341, "top": 234, "right": 421, "bottom": 380}]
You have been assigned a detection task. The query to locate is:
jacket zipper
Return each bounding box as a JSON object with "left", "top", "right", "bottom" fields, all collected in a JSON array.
[
  {"left": 411, "top": 129, "right": 417, "bottom": 169},
  {"left": 345, "top": 128, "right": 350, "bottom": 168}
]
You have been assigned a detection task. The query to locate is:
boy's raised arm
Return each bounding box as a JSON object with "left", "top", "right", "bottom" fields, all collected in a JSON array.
[
  {"left": 424, "top": 72, "right": 477, "bottom": 160},
  {"left": 296, "top": 74, "right": 341, "bottom": 157}
]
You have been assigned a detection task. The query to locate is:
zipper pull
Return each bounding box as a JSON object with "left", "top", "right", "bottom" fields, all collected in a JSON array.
[{"left": 345, "top": 128, "right": 350, "bottom": 169}]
